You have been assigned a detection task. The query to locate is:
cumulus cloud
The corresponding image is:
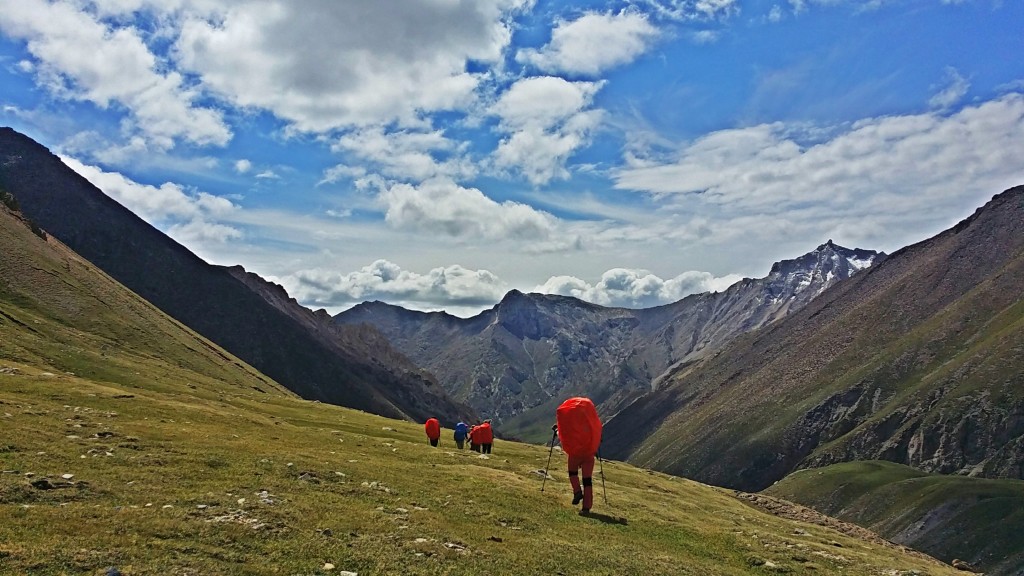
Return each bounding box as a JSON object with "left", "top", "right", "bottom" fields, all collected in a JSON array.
[
  {"left": 378, "top": 177, "right": 557, "bottom": 240},
  {"left": 614, "top": 93, "right": 1024, "bottom": 225},
  {"left": 928, "top": 67, "right": 970, "bottom": 110},
  {"left": 0, "top": 0, "right": 230, "bottom": 149},
  {"left": 516, "top": 11, "right": 660, "bottom": 76},
  {"left": 276, "top": 260, "right": 508, "bottom": 314},
  {"left": 234, "top": 159, "right": 252, "bottom": 174},
  {"left": 535, "top": 268, "right": 743, "bottom": 308},
  {"left": 330, "top": 127, "right": 475, "bottom": 183},
  {"left": 172, "top": 0, "right": 531, "bottom": 131},
  {"left": 61, "top": 155, "right": 241, "bottom": 243},
  {"left": 491, "top": 76, "right": 605, "bottom": 185}
]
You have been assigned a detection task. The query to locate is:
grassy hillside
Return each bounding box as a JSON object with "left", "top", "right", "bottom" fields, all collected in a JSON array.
[
  {"left": 765, "top": 461, "right": 1024, "bottom": 575},
  {"left": 0, "top": 204, "right": 961, "bottom": 574},
  {"left": 0, "top": 202, "right": 289, "bottom": 400},
  {"left": 603, "top": 186, "right": 1024, "bottom": 492},
  {"left": 0, "top": 127, "right": 469, "bottom": 424},
  {"left": 1, "top": 371, "right": 966, "bottom": 575}
]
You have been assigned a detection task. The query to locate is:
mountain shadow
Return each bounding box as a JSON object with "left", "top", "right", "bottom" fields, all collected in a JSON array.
[{"left": 0, "top": 127, "right": 473, "bottom": 425}]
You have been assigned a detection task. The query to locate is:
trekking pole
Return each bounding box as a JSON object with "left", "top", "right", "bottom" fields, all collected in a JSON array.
[
  {"left": 597, "top": 448, "right": 608, "bottom": 505},
  {"left": 541, "top": 428, "right": 557, "bottom": 492}
]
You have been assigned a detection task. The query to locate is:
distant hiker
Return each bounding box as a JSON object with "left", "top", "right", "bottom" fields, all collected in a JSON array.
[
  {"left": 454, "top": 421, "right": 469, "bottom": 449},
  {"left": 424, "top": 417, "right": 441, "bottom": 447},
  {"left": 469, "top": 424, "right": 481, "bottom": 452},
  {"left": 555, "top": 397, "right": 602, "bottom": 513},
  {"left": 475, "top": 419, "right": 494, "bottom": 454}
]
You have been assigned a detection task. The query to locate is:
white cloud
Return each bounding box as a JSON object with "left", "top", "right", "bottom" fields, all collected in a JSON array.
[
  {"left": 516, "top": 11, "right": 660, "bottom": 76},
  {"left": 0, "top": 0, "right": 230, "bottom": 149},
  {"left": 637, "top": 0, "right": 741, "bottom": 20},
  {"left": 276, "top": 260, "right": 508, "bottom": 314},
  {"left": 234, "top": 159, "right": 252, "bottom": 174},
  {"left": 319, "top": 164, "right": 367, "bottom": 186},
  {"left": 928, "top": 67, "right": 970, "bottom": 110},
  {"left": 535, "top": 268, "right": 743, "bottom": 308},
  {"left": 613, "top": 92, "right": 1024, "bottom": 250},
  {"left": 768, "top": 5, "right": 784, "bottom": 21},
  {"left": 60, "top": 155, "right": 241, "bottom": 242},
  {"left": 167, "top": 219, "right": 243, "bottom": 244},
  {"left": 330, "top": 127, "right": 475, "bottom": 183},
  {"left": 378, "top": 177, "right": 557, "bottom": 241},
  {"left": 255, "top": 170, "right": 279, "bottom": 180},
  {"left": 491, "top": 76, "right": 605, "bottom": 185},
  {"left": 692, "top": 30, "right": 721, "bottom": 43},
  {"left": 172, "top": 0, "right": 532, "bottom": 132}
]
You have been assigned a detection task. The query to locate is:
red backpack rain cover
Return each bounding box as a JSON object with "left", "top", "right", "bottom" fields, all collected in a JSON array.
[
  {"left": 424, "top": 418, "right": 441, "bottom": 439},
  {"left": 556, "top": 397, "right": 602, "bottom": 457}
]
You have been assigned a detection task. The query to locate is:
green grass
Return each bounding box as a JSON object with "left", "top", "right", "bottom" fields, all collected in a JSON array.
[
  {"left": 765, "top": 461, "right": 1024, "bottom": 574},
  {"left": 1, "top": 371, "right": 966, "bottom": 575}
]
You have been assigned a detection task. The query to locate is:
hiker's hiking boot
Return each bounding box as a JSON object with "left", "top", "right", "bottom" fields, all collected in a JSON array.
[{"left": 572, "top": 491, "right": 584, "bottom": 505}]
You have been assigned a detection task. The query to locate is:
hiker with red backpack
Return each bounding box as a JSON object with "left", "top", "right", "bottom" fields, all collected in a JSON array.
[
  {"left": 468, "top": 423, "right": 479, "bottom": 452},
  {"left": 468, "top": 420, "right": 493, "bottom": 450},
  {"left": 424, "top": 417, "right": 441, "bottom": 447},
  {"left": 552, "top": 397, "right": 602, "bottom": 514}
]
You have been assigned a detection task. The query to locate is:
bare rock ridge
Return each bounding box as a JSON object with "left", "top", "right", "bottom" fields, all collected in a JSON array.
[
  {"left": 0, "top": 126, "right": 471, "bottom": 424},
  {"left": 337, "top": 238, "right": 884, "bottom": 441}
]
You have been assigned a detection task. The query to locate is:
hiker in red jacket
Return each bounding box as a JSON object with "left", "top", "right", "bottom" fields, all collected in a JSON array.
[
  {"left": 475, "top": 419, "right": 494, "bottom": 454},
  {"left": 468, "top": 424, "right": 479, "bottom": 452},
  {"left": 554, "top": 397, "right": 602, "bottom": 513},
  {"left": 424, "top": 417, "right": 441, "bottom": 447}
]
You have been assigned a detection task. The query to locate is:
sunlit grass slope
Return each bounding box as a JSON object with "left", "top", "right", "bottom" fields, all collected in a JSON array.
[
  {"left": 1, "top": 204, "right": 960, "bottom": 575},
  {"left": 765, "top": 461, "right": 1024, "bottom": 574},
  {"left": 2, "top": 373, "right": 965, "bottom": 576}
]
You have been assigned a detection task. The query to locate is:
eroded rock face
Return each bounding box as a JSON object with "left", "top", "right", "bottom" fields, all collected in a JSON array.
[{"left": 802, "top": 391, "right": 1024, "bottom": 480}]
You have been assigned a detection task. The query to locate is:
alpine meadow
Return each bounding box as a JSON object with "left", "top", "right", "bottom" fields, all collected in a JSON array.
[
  {"left": 2, "top": 0, "right": 1024, "bottom": 574},
  {"left": 0, "top": 174, "right": 970, "bottom": 574}
]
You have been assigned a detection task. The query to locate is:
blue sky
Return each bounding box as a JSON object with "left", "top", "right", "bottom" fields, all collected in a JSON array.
[{"left": 1, "top": 0, "right": 1021, "bottom": 316}]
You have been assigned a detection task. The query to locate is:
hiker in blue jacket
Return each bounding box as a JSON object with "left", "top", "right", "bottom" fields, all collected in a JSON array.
[{"left": 453, "top": 421, "right": 469, "bottom": 449}]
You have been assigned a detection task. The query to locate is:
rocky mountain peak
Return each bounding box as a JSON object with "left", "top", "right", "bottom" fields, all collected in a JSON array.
[{"left": 765, "top": 241, "right": 886, "bottom": 302}]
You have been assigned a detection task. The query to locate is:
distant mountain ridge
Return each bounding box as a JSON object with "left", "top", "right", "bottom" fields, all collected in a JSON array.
[
  {"left": 601, "top": 185, "right": 1024, "bottom": 492},
  {"left": 224, "top": 264, "right": 476, "bottom": 423},
  {"left": 0, "top": 126, "right": 472, "bottom": 424},
  {"left": 337, "top": 239, "right": 884, "bottom": 440}
]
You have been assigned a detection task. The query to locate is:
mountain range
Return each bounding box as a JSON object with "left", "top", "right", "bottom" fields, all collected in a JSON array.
[
  {"left": 602, "top": 185, "right": 1024, "bottom": 492},
  {"left": 3, "top": 124, "right": 1024, "bottom": 573},
  {"left": 336, "top": 240, "right": 884, "bottom": 441},
  {"left": 0, "top": 190, "right": 964, "bottom": 573}
]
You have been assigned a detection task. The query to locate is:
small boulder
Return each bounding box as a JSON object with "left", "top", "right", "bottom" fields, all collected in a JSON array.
[{"left": 951, "top": 559, "right": 980, "bottom": 573}]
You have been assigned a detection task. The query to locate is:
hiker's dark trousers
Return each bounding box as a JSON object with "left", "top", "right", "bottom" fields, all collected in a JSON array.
[{"left": 567, "top": 453, "right": 595, "bottom": 510}]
